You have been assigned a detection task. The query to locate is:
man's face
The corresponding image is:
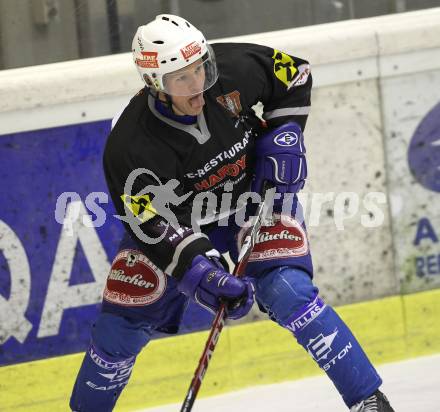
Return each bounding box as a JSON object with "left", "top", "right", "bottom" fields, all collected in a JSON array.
[{"left": 163, "top": 59, "right": 206, "bottom": 116}]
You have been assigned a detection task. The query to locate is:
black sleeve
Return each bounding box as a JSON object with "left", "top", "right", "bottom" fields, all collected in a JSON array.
[
  {"left": 103, "top": 129, "right": 215, "bottom": 280},
  {"left": 214, "top": 42, "right": 312, "bottom": 131}
]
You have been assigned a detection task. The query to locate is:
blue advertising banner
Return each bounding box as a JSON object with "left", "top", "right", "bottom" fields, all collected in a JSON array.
[
  {"left": 407, "top": 101, "right": 440, "bottom": 278},
  {"left": 0, "top": 120, "right": 213, "bottom": 366}
]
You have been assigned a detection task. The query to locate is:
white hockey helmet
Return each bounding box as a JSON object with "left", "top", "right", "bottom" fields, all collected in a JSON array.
[{"left": 132, "top": 14, "right": 218, "bottom": 97}]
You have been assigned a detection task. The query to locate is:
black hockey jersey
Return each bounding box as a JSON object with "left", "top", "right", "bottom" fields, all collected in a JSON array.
[{"left": 104, "top": 42, "right": 312, "bottom": 279}]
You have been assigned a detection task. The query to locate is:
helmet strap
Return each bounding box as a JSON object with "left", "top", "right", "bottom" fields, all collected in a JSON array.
[
  {"left": 150, "top": 89, "right": 177, "bottom": 116},
  {"left": 145, "top": 86, "right": 178, "bottom": 116},
  {"left": 164, "top": 93, "right": 177, "bottom": 115}
]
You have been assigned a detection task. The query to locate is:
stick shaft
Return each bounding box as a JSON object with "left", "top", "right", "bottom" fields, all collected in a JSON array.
[
  {"left": 180, "top": 185, "right": 269, "bottom": 412},
  {"left": 180, "top": 304, "right": 226, "bottom": 412}
]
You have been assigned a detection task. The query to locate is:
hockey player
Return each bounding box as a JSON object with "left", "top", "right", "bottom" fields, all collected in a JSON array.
[{"left": 70, "top": 14, "right": 395, "bottom": 412}]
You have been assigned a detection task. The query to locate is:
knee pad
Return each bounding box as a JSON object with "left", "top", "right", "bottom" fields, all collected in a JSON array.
[
  {"left": 92, "top": 312, "right": 153, "bottom": 358},
  {"left": 70, "top": 313, "right": 153, "bottom": 412},
  {"left": 254, "top": 266, "right": 318, "bottom": 325}
]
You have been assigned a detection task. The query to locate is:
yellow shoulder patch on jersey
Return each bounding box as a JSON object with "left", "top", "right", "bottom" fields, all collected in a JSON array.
[
  {"left": 272, "top": 50, "right": 298, "bottom": 88},
  {"left": 120, "top": 194, "right": 157, "bottom": 222}
]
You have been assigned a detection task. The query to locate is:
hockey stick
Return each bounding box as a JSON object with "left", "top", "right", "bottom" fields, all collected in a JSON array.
[{"left": 180, "top": 183, "right": 271, "bottom": 412}]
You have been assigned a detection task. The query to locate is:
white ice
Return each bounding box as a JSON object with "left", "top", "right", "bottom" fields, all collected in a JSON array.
[{"left": 139, "top": 353, "right": 440, "bottom": 412}]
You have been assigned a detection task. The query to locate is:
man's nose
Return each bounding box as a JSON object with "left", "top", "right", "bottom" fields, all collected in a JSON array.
[{"left": 188, "top": 74, "right": 204, "bottom": 94}]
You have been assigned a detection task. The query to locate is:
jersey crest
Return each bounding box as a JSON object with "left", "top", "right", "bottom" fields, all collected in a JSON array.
[{"left": 216, "top": 90, "right": 242, "bottom": 117}]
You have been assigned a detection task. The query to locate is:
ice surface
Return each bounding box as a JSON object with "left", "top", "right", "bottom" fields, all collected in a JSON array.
[{"left": 138, "top": 354, "right": 440, "bottom": 411}]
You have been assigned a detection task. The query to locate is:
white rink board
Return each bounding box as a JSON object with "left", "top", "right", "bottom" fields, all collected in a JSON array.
[
  {"left": 304, "top": 79, "right": 395, "bottom": 303},
  {"left": 139, "top": 354, "right": 440, "bottom": 412},
  {"left": 0, "top": 9, "right": 440, "bottom": 412},
  {"left": 381, "top": 69, "right": 440, "bottom": 293},
  {"left": 0, "top": 9, "right": 440, "bottom": 307}
]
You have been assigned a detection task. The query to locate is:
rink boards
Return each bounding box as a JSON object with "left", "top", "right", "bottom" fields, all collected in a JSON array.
[
  {"left": 1, "top": 288, "right": 439, "bottom": 411},
  {"left": 1, "top": 8, "right": 440, "bottom": 412}
]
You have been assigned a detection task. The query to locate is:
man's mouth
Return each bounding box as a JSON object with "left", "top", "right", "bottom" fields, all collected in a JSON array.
[{"left": 189, "top": 93, "right": 205, "bottom": 109}]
